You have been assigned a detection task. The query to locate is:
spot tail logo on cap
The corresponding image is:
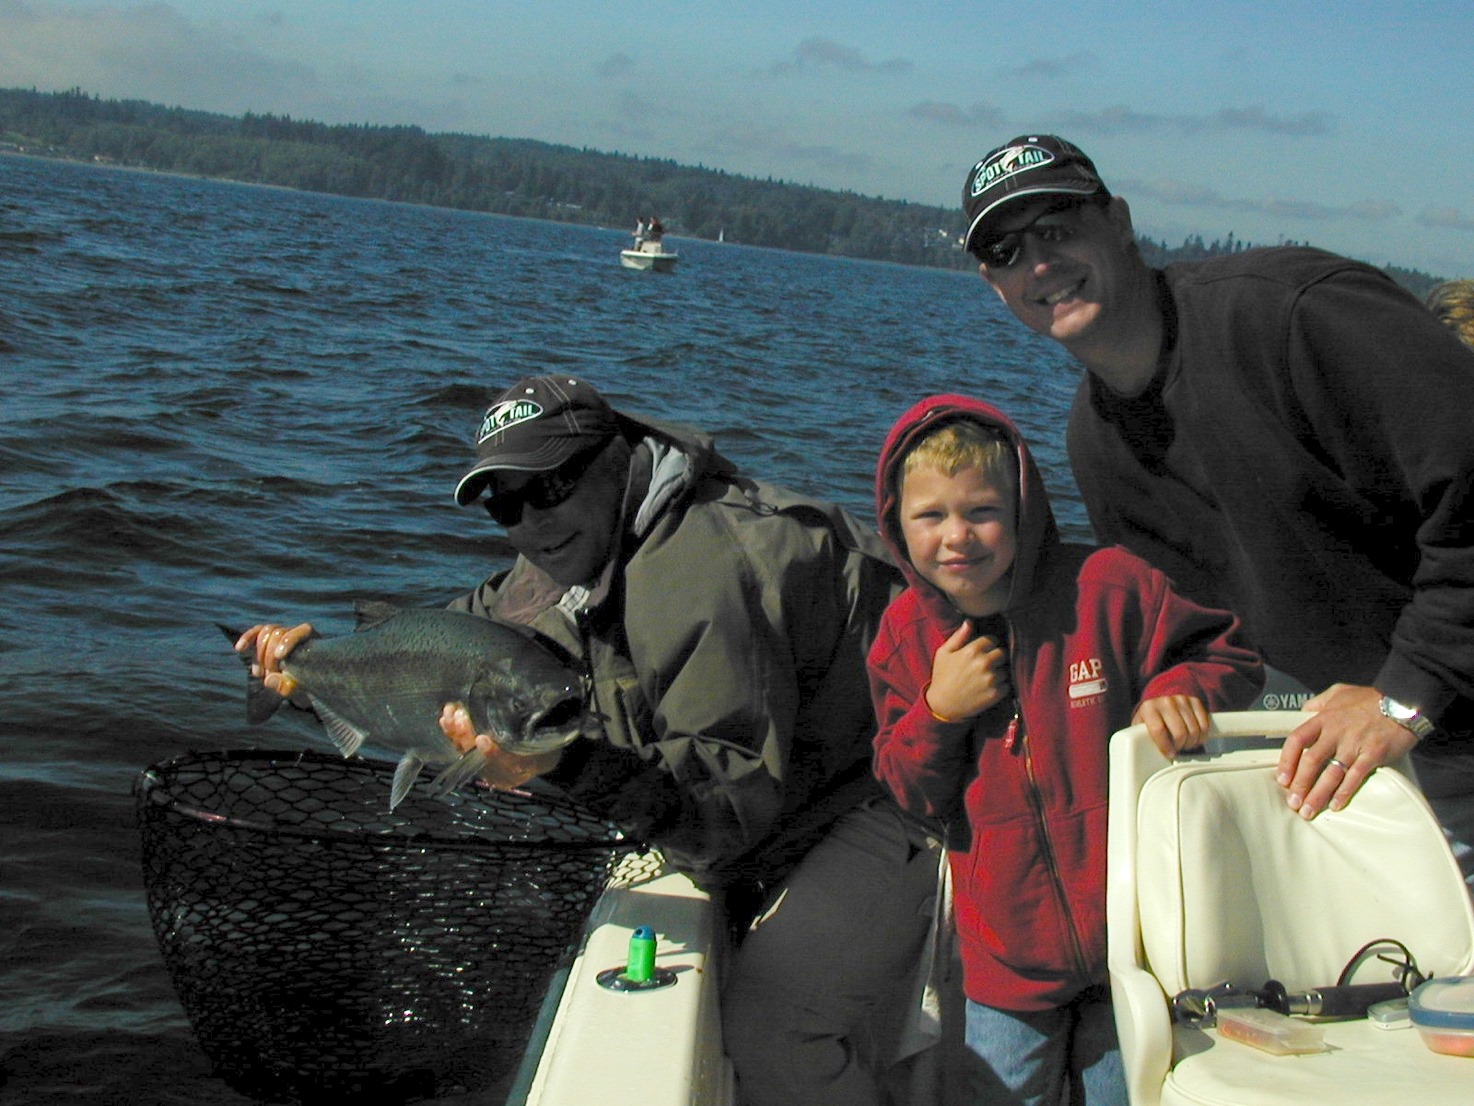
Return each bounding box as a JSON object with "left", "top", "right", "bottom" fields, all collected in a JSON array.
[
  {"left": 971, "top": 142, "right": 1055, "bottom": 198},
  {"left": 477, "top": 399, "right": 543, "bottom": 444}
]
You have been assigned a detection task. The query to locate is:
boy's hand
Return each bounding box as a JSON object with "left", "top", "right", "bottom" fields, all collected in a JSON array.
[
  {"left": 926, "top": 622, "right": 1011, "bottom": 722},
  {"left": 1133, "top": 695, "right": 1211, "bottom": 758}
]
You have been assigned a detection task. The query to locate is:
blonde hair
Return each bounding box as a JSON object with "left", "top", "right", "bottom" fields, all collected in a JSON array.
[
  {"left": 1425, "top": 279, "right": 1474, "bottom": 351},
  {"left": 900, "top": 419, "right": 1015, "bottom": 494}
]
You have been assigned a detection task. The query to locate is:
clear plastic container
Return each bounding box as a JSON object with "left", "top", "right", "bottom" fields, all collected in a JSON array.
[
  {"left": 1409, "top": 976, "right": 1474, "bottom": 1057},
  {"left": 1216, "top": 1007, "right": 1328, "bottom": 1055}
]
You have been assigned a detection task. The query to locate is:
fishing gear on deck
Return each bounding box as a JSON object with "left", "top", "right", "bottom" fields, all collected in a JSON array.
[{"left": 1172, "top": 938, "right": 1428, "bottom": 1026}]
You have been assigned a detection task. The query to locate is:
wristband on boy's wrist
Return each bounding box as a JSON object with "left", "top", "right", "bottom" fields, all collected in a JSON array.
[{"left": 921, "top": 681, "right": 963, "bottom": 724}]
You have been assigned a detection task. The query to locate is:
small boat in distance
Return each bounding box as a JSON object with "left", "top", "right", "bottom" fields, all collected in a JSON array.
[{"left": 621, "top": 216, "right": 679, "bottom": 273}]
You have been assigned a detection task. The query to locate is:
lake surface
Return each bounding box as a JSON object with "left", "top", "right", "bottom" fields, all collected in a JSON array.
[{"left": 0, "top": 152, "right": 1085, "bottom": 1103}]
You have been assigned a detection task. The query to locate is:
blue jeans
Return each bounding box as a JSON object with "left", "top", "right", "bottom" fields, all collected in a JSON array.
[{"left": 962, "top": 984, "right": 1126, "bottom": 1106}]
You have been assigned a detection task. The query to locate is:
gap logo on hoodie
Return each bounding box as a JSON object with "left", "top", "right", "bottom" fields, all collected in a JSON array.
[{"left": 1068, "top": 657, "right": 1108, "bottom": 706}]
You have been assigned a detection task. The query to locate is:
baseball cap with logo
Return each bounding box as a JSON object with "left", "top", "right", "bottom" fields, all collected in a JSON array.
[
  {"left": 961, "top": 135, "right": 1108, "bottom": 256},
  {"left": 453, "top": 375, "right": 619, "bottom": 506}
]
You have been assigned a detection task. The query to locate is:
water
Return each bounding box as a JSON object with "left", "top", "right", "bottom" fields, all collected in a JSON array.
[{"left": 0, "top": 153, "right": 1086, "bottom": 1103}]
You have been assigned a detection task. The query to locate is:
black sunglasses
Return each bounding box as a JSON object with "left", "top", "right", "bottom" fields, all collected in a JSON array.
[
  {"left": 971, "top": 195, "right": 1107, "bottom": 268},
  {"left": 482, "top": 444, "right": 606, "bottom": 527}
]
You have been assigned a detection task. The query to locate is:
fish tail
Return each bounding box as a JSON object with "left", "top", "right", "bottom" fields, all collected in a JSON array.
[{"left": 217, "top": 622, "right": 283, "bottom": 725}]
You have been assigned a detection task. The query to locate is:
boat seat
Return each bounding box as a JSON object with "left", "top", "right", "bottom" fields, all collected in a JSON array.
[{"left": 1107, "top": 711, "right": 1474, "bottom": 1106}]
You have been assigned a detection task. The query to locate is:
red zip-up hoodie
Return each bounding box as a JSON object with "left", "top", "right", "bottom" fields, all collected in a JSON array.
[{"left": 868, "top": 395, "right": 1262, "bottom": 1011}]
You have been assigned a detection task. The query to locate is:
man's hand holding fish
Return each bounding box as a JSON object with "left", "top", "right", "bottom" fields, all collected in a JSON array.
[
  {"left": 234, "top": 622, "right": 316, "bottom": 704},
  {"left": 438, "top": 702, "right": 563, "bottom": 791}
]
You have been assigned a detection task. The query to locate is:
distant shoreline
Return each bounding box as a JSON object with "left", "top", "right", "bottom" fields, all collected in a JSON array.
[{"left": 3, "top": 149, "right": 955, "bottom": 267}]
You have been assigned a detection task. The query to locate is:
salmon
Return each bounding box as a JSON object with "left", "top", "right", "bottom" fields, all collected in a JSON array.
[{"left": 221, "top": 604, "right": 588, "bottom": 809}]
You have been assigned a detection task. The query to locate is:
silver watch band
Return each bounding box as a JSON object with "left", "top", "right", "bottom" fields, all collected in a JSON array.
[{"left": 1379, "top": 694, "right": 1436, "bottom": 741}]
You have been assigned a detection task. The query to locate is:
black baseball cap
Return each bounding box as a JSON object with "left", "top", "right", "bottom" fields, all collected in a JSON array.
[
  {"left": 453, "top": 375, "right": 619, "bottom": 506},
  {"left": 962, "top": 135, "right": 1108, "bottom": 255}
]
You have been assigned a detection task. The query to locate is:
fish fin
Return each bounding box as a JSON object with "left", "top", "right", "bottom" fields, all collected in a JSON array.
[
  {"left": 217, "top": 622, "right": 283, "bottom": 724},
  {"left": 352, "top": 599, "right": 402, "bottom": 631},
  {"left": 389, "top": 753, "right": 426, "bottom": 811},
  {"left": 309, "top": 696, "right": 369, "bottom": 758},
  {"left": 427, "top": 747, "right": 488, "bottom": 799}
]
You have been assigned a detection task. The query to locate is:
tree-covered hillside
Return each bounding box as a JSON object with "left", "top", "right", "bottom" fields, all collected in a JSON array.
[{"left": 0, "top": 87, "right": 1444, "bottom": 294}]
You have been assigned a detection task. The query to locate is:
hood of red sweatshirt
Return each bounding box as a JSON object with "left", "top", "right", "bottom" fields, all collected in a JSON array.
[{"left": 874, "top": 394, "right": 1061, "bottom": 626}]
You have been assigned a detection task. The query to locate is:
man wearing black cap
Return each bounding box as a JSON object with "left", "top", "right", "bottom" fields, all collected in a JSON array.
[
  {"left": 246, "top": 374, "right": 940, "bottom": 1105},
  {"left": 960, "top": 135, "right": 1474, "bottom": 880}
]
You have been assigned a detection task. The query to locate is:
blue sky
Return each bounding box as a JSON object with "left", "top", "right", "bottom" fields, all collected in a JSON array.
[{"left": 3, "top": 0, "right": 1472, "bottom": 277}]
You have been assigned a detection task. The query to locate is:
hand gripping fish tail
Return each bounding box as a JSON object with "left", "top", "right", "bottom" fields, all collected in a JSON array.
[{"left": 217, "top": 622, "right": 295, "bottom": 724}]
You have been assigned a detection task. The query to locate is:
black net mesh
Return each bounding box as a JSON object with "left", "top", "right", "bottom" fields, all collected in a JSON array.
[{"left": 135, "top": 748, "right": 633, "bottom": 1104}]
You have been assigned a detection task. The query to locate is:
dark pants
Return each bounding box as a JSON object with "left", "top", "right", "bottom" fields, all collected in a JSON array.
[{"left": 721, "top": 800, "right": 940, "bottom": 1106}]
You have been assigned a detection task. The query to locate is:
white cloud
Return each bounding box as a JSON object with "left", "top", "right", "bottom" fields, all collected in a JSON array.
[
  {"left": 997, "top": 53, "right": 1098, "bottom": 80},
  {"left": 906, "top": 100, "right": 1006, "bottom": 129},
  {"left": 763, "top": 37, "right": 911, "bottom": 77},
  {"left": 0, "top": 2, "right": 321, "bottom": 112},
  {"left": 1417, "top": 207, "right": 1474, "bottom": 234},
  {"left": 1119, "top": 177, "right": 1399, "bottom": 224},
  {"left": 599, "top": 52, "right": 635, "bottom": 80},
  {"left": 1049, "top": 103, "right": 1332, "bottom": 138}
]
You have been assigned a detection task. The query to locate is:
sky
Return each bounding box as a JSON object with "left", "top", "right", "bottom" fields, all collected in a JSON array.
[{"left": 3, "top": 0, "right": 1473, "bottom": 278}]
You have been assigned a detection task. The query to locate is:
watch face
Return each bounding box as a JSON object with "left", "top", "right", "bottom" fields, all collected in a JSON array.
[{"left": 1382, "top": 695, "right": 1434, "bottom": 738}]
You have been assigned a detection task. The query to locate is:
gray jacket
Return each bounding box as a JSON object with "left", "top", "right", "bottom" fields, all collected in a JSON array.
[{"left": 452, "top": 411, "right": 902, "bottom": 892}]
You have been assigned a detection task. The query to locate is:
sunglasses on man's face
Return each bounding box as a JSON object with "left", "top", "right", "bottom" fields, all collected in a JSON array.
[
  {"left": 482, "top": 446, "right": 603, "bottom": 527},
  {"left": 972, "top": 196, "right": 1105, "bottom": 269}
]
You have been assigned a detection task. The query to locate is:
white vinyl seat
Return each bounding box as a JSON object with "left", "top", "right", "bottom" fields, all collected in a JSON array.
[{"left": 1107, "top": 711, "right": 1474, "bottom": 1106}]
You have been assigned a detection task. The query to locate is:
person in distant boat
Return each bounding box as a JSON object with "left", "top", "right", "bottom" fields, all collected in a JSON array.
[
  {"left": 868, "top": 395, "right": 1261, "bottom": 1105},
  {"left": 647, "top": 215, "right": 665, "bottom": 239},
  {"left": 242, "top": 374, "right": 939, "bottom": 1106},
  {"left": 1425, "top": 278, "right": 1474, "bottom": 350},
  {"left": 957, "top": 133, "right": 1474, "bottom": 882}
]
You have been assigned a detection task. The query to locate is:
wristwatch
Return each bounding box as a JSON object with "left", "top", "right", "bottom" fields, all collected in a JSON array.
[{"left": 1379, "top": 695, "right": 1436, "bottom": 741}]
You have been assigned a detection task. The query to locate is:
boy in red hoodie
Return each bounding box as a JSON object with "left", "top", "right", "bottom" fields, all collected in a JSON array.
[{"left": 868, "top": 395, "right": 1262, "bottom": 1104}]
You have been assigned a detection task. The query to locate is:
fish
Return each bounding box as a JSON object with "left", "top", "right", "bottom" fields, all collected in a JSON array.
[{"left": 220, "top": 603, "right": 590, "bottom": 810}]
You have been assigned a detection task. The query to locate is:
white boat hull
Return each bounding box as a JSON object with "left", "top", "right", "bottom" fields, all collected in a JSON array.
[
  {"left": 621, "top": 248, "right": 679, "bottom": 273},
  {"left": 518, "top": 852, "right": 733, "bottom": 1105}
]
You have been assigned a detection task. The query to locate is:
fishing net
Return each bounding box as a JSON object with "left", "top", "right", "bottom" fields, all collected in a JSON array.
[{"left": 136, "top": 748, "right": 635, "bottom": 1104}]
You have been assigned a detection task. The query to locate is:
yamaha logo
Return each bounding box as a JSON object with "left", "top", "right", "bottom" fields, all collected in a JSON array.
[
  {"left": 971, "top": 144, "right": 1054, "bottom": 198},
  {"left": 478, "top": 399, "right": 542, "bottom": 443}
]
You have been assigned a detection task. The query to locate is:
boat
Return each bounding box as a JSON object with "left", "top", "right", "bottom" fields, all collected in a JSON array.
[
  {"left": 143, "top": 704, "right": 1471, "bottom": 1105},
  {"left": 526, "top": 705, "right": 1474, "bottom": 1106},
  {"left": 620, "top": 217, "right": 679, "bottom": 273},
  {"left": 514, "top": 852, "right": 734, "bottom": 1104}
]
